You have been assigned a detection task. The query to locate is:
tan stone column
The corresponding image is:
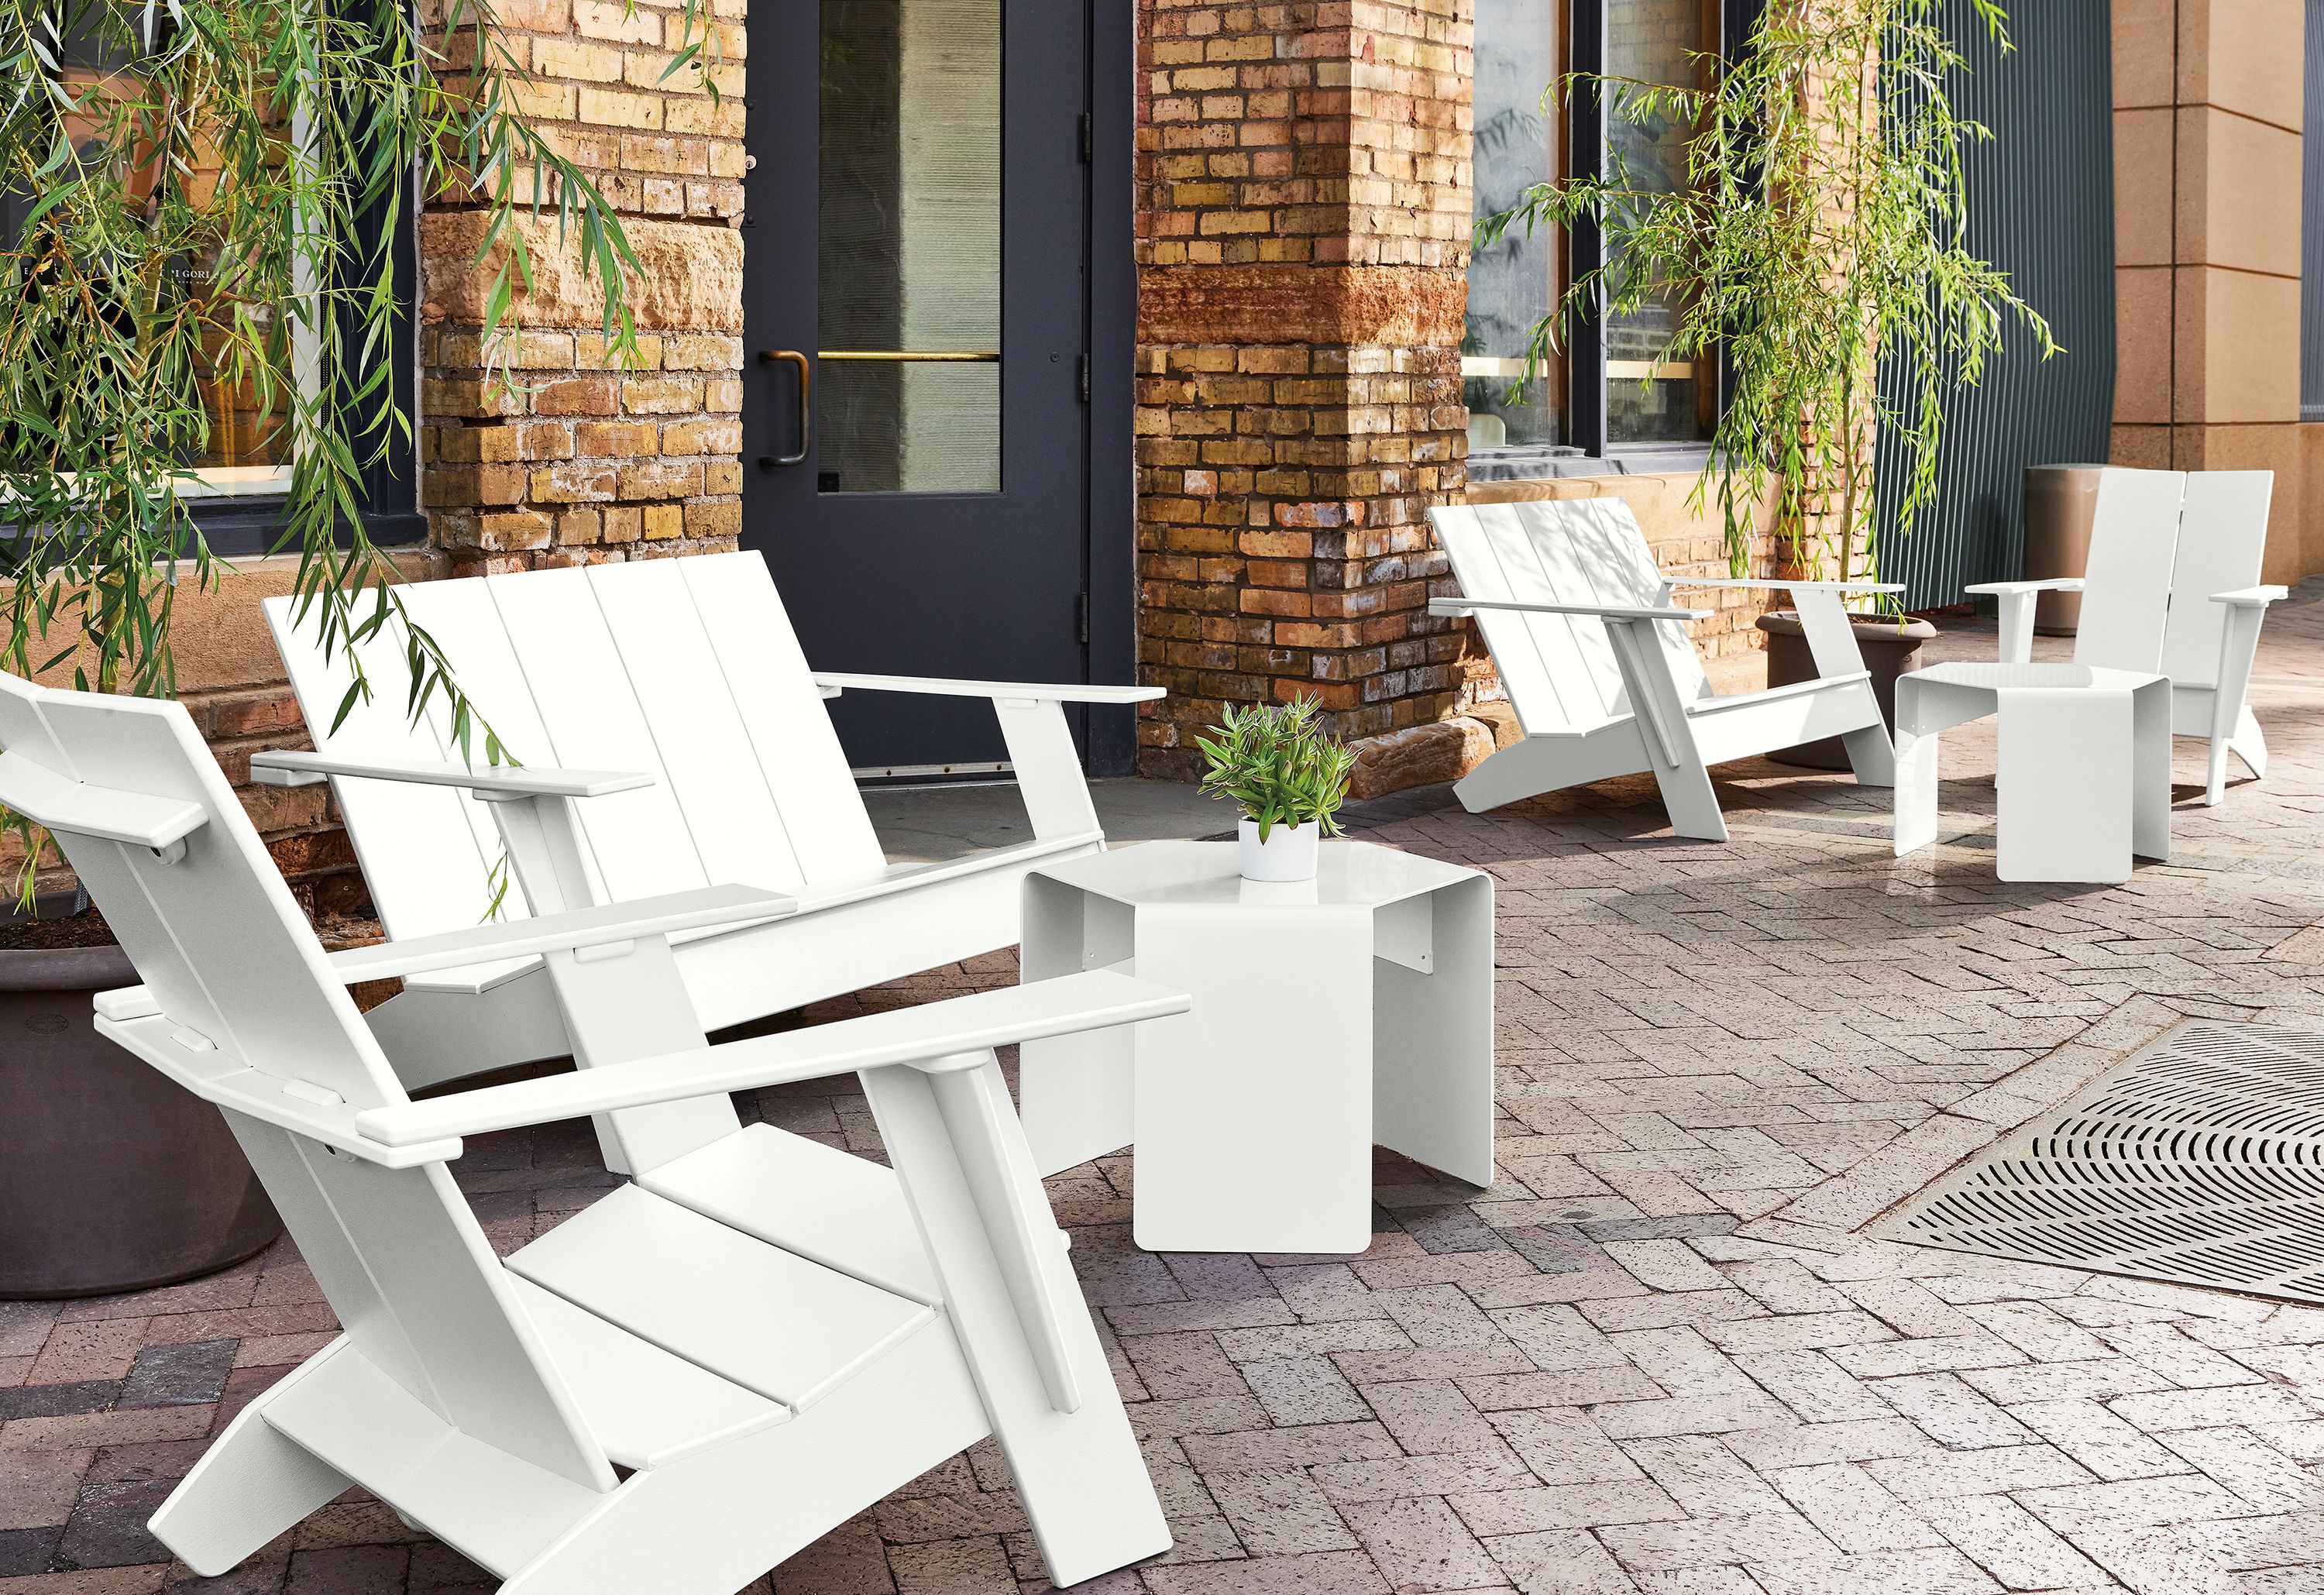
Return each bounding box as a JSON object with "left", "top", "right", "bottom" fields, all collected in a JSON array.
[
  {"left": 2112, "top": 0, "right": 2311, "bottom": 580},
  {"left": 1133, "top": 0, "right": 1480, "bottom": 777},
  {"left": 418, "top": 0, "right": 748, "bottom": 573}
]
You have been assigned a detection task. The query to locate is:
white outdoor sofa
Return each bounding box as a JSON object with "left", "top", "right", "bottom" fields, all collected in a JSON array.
[
  {"left": 257, "top": 552, "right": 1161, "bottom": 1104},
  {"left": 1428, "top": 497, "right": 1898, "bottom": 841}
]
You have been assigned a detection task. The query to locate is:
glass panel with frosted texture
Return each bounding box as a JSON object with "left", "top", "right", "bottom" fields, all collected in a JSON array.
[
  {"left": 818, "top": 0, "right": 1002, "bottom": 494},
  {"left": 1604, "top": 0, "right": 1718, "bottom": 445},
  {"left": 1464, "top": 0, "right": 1559, "bottom": 449}
]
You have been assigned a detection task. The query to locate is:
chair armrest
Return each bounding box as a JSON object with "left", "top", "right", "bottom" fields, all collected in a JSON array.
[
  {"left": 0, "top": 753, "right": 208, "bottom": 850},
  {"left": 1673, "top": 578, "right": 1905, "bottom": 596},
  {"left": 1430, "top": 597, "right": 1713, "bottom": 624},
  {"left": 813, "top": 673, "right": 1164, "bottom": 706},
  {"left": 352, "top": 970, "right": 1191, "bottom": 1146},
  {"left": 2209, "top": 586, "right": 2289, "bottom": 608},
  {"left": 250, "top": 749, "right": 653, "bottom": 801},
  {"left": 323, "top": 884, "right": 796, "bottom": 984},
  {"left": 1965, "top": 579, "right": 2083, "bottom": 596}
]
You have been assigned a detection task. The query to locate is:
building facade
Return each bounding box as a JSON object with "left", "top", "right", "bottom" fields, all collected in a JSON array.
[{"left": 142, "top": 0, "right": 2322, "bottom": 909}]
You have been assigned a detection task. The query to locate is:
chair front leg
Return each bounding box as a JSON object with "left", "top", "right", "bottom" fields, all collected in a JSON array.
[
  {"left": 2205, "top": 603, "right": 2271, "bottom": 804},
  {"left": 1995, "top": 590, "right": 2038, "bottom": 664},
  {"left": 992, "top": 697, "right": 1103, "bottom": 842},
  {"left": 1789, "top": 586, "right": 1875, "bottom": 679},
  {"left": 481, "top": 792, "right": 739, "bottom": 1174},
  {"left": 861, "top": 1050, "right": 1170, "bottom": 1586},
  {"left": 1604, "top": 617, "right": 1725, "bottom": 843}
]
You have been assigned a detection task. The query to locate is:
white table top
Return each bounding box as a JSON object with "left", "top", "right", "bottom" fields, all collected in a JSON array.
[
  {"left": 1033, "top": 839, "right": 1482, "bottom": 910},
  {"left": 1903, "top": 662, "right": 2166, "bottom": 692}
]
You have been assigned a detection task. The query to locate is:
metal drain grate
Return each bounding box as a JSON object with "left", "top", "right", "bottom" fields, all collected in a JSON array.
[{"left": 1892, "top": 1019, "right": 2324, "bottom": 1305}]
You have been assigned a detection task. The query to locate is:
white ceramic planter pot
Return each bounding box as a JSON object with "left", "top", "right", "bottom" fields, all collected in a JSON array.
[{"left": 1238, "top": 818, "right": 1320, "bottom": 882}]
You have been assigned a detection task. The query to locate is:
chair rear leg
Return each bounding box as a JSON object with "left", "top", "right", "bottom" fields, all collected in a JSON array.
[
  {"left": 862, "top": 1054, "right": 1171, "bottom": 1587},
  {"left": 2230, "top": 705, "right": 2268, "bottom": 779},
  {"left": 149, "top": 1401, "right": 351, "bottom": 1577}
]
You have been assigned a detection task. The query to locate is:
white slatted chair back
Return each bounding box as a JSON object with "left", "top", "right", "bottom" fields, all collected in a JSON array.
[
  {"left": 1429, "top": 498, "right": 1710, "bottom": 735},
  {"left": 0, "top": 676, "right": 617, "bottom": 1494},
  {"left": 2073, "top": 468, "right": 2187, "bottom": 673},
  {"left": 2161, "top": 470, "right": 2273, "bottom": 689},
  {"left": 265, "top": 552, "right": 889, "bottom": 937}
]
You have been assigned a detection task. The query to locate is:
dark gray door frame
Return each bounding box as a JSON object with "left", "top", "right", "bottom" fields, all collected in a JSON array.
[{"left": 1087, "top": 0, "right": 1139, "bottom": 776}]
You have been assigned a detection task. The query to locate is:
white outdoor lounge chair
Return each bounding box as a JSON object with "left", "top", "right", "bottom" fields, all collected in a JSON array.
[
  {"left": 1427, "top": 497, "right": 1899, "bottom": 842},
  {"left": 1965, "top": 467, "right": 2284, "bottom": 805},
  {"left": 259, "top": 552, "right": 1163, "bottom": 1096},
  {"left": 0, "top": 670, "right": 1184, "bottom": 1593}
]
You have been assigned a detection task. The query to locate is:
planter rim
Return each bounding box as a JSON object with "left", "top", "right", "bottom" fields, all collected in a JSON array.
[
  {"left": 0, "top": 944, "right": 137, "bottom": 992},
  {"left": 1755, "top": 610, "right": 1938, "bottom": 641}
]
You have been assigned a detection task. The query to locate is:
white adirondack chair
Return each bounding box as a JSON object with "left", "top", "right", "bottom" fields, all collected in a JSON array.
[
  {"left": 1966, "top": 467, "right": 2284, "bottom": 805},
  {"left": 0, "top": 671, "right": 1187, "bottom": 1593},
  {"left": 1426, "top": 497, "right": 1899, "bottom": 842},
  {"left": 260, "top": 552, "right": 1161, "bottom": 1093}
]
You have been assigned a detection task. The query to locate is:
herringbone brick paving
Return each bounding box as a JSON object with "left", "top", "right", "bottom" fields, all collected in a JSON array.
[{"left": 8, "top": 590, "right": 2324, "bottom": 1594}]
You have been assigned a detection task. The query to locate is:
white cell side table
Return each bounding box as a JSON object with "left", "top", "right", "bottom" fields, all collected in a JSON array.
[
  {"left": 1016, "top": 840, "right": 1494, "bottom": 1256},
  {"left": 1894, "top": 662, "right": 2171, "bottom": 884}
]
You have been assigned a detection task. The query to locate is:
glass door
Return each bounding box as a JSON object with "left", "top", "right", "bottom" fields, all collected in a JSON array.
[{"left": 742, "top": 0, "right": 1092, "bottom": 775}]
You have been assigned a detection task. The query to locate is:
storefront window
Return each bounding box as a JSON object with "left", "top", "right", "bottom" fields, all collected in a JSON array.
[
  {"left": 3, "top": 21, "right": 301, "bottom": 497},
  {"left": 1464, "top": 0, "right": 1723, "bottom": 458},
  {"left": 1465, "top": 0, "right": 1560, "bottom": 451},
  {"left": 1604, "top": 0, "right": 1719, "bottom": 446}
]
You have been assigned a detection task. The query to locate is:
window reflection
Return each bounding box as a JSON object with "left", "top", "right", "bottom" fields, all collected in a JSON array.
[
  {"left": 1464, "top": 0, "right": 1560, "bottom": 452},
  {"left": 3, "top": 20, "right": 293, "bottom": 487},
  {"left": 1604, "top": 0, "right": 1719, "bottom": 446},
  {"left": 818, "top": 0, "right": 1002, "bottom": 495}
]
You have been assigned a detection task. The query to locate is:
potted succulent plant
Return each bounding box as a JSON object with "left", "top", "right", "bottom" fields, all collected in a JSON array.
[
  {"left": 1196, "top": 699, "right": 1357, "bottom": 883},
  {"left": 0, "top": 0, "right": 654, "bottom": 1294}
]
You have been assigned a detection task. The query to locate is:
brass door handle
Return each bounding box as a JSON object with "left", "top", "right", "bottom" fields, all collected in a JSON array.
[{"left": 758, "top": 349, "right": 810, "bottom": 466}]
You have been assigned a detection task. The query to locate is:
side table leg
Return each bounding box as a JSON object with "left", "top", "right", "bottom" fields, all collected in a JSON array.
[
  {"left": 2133, "top": 678, "right": 2172, "bottom": 861},
  {"left": 1373, "top": 875, "right": 1496, "bottom": 1188},
  {"left": 1132, "top": 902, "right": 1376, "bottom": 1254},
  {"left": 1996, "top": 686, "right": 2133, "bottom": 882},
  {"left": 1893, "top": 725, "right": 1941, "bottom": 858},
  {"left": 1019, "top": 875, "right": 1137, "bottom": 1177}
]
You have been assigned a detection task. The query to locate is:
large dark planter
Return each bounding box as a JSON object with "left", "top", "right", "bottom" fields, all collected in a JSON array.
[
  {"left": 0, "top": 945, "right": 280, "bottom": 1298},
  {"left": 1758, "top": 610, "right": 1938, "bottom": 770}
]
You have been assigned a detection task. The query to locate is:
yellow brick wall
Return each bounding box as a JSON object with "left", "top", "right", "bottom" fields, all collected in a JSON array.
[
  {"left": 1133, "top": 0, "right": 1481, "bottom": 776},
  {"left": 417, "top": 0, "right": 748, "bottom": 574}
]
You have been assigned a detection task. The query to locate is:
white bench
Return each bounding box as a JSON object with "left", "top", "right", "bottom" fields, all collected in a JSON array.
[
  {"left": 260, "top": 552, "right": 1161, "bottom": 1094},
  {"left": 1428, "top": 497, "right": 1898, "bottom": 841}
]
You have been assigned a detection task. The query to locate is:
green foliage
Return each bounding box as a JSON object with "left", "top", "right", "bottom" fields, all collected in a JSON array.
[
  {"left": 1477, "top": 0, "right": 2057, "bottom": 587},
  {"left": 1195, "top": 698, "right": 1356, "bottom": 841},
  {"left": 0, "top": 0, "right": 703, "bottom": 895}
]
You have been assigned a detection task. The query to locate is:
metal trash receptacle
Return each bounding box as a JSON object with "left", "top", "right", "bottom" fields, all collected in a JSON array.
[{"left": 2021, "top": 464, "right": 2105, "bottom": 635}]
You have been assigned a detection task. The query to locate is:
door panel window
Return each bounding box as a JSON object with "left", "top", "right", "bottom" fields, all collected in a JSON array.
[{"left": 817, "top": 0, "right": 1002, "bottom": 494}]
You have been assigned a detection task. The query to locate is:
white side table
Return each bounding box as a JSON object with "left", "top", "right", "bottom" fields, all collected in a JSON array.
[
  {"left": 1894, "top": 662, "right": 2171, "bottom": 883},
  {"left": 1016, "top": 840, "right": 1494, "bottom": 1255}
]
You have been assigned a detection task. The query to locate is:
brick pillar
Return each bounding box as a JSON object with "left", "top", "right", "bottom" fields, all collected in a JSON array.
[
  {"left": 418, "top": 0, "right": 749, "bottom": 572},
  {"left": 1133, "top": 0, "right": 1478, "bottom": 777},
  {"left": 2110, "top": 0, "right": 2310, "bottom": 580}
]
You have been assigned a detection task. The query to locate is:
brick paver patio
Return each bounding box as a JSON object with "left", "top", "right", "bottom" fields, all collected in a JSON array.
[{"left": 8, "top": 590, "right": 2324, "bottom": 1595}]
